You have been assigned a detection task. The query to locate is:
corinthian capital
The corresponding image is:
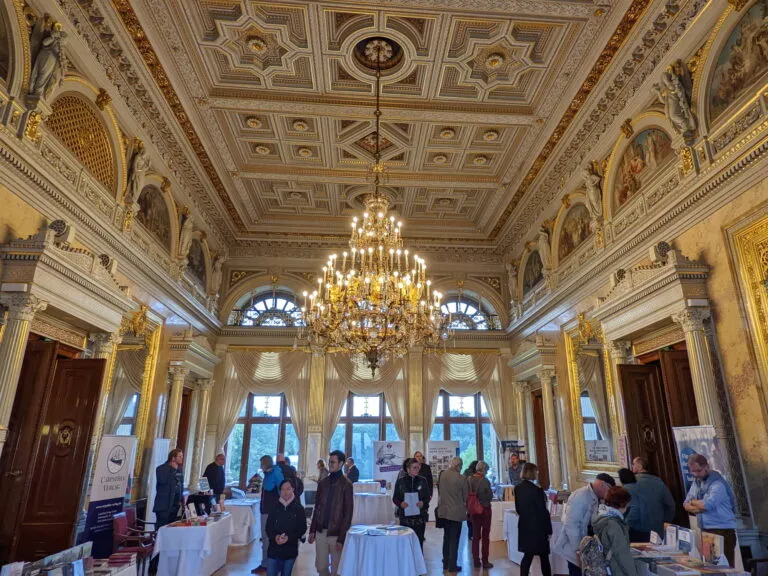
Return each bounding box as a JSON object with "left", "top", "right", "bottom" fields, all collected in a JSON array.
[
  {"left": 672, "top": 307, "right": 710, "bottom": 332},
  {"left": 0, "top": 293, "right": 47, "bottom": 322},
  {"left": 89, "top": 332, "right": 122, "bottom": 354},
  {"left": 515, "top": 381, "right": 531, "bottom": 393},
  {"left": 606, "top": 340, "right": 632, "bottom": 361},
  {"left": 197, "top": 378, "right": 214, "bottom": 391},
  {"left": 537, "top": 369, "right": 555, "bottom": 386},
  {"left": 169, "top": 365, "right": 190, "bottom": 380}
]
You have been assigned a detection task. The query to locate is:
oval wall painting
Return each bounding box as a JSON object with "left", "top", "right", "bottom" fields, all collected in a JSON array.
[
  {"left": 710, "top": 0, "right": 768, "bottom": 122},
  {"left": 523, "top": 250, "right": 544, "bottom": 294},
  {"left": 613, "top": 128, "right": 674, "bottom": 209},
  {"left": 558, "top": 204, "right": 592, "bottom": 262}
]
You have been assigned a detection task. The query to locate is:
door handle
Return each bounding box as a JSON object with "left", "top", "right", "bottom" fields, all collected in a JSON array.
[{"left": 3, "top": 469, "right": 22, "bottom": 478}]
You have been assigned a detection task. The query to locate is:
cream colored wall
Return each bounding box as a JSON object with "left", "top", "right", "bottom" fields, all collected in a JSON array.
[
  {"left": 0, "top": 184, "right": 46, "bottom": 244},
  {"left": 673, "top": 181, "right": 768, "bottom": 527}
]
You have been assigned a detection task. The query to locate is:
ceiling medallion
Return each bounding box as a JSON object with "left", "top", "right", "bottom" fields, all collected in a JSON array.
[
  {"left": 483, "top": 129, "right": 500, "bottom": 142},
  {"left": 353, "top": 36, "right": 404, "bottom": 75},
  {"left": 433, "top": 154, "right": 448, "bottom": 164},
  {"left": 245, "top": 116, "right": 262, "bottom": 129},
  {"left": 301, "top": 43, "right": 451, "bottom": 376},
  {"left": 297, "top": 147, "right": 313, "bottom": 158},
  {"left": 292, "top": 119, "right": 309, "bottom": 132},
  {"left": 439, "top": 128, "right": 456, "bottom": 139},
  {"left": 254, "top": 144, "right": 270, "bottom": 155},
  {"left": 473, "top": 155, "right": 489, "bottom": 166},
  {"left": 438, "top": 198, "right": 453, "bottom": 207},
  {"left": 485, "top": 52, "right": 506, "bottom": 69},
  {"left": 247, "top": 36, "right": 267, "bottom": 53}
]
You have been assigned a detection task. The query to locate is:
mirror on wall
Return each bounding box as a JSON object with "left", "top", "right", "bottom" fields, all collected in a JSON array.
[{"left": 566, "top": 314, "right": 618, "bottom": 468}]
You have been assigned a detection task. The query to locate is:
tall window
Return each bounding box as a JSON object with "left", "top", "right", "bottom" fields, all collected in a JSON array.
[
  {"left": 580, "top": 392, "right": 604, "bottom": 441},
  {"left": 115, "top": 393, "right": 139, "bottom": 436},
  {"left": 329, "top": 393, "right": 399, "bottom": 480},
  {"left": 430, "top": 392, "right": 497, "bottom": 480},
  {"left": 440, "top": 294, "right": 501, "bottom": 330},
  {"left": 226, "top": 394, "right": 298, "bottom": 487},
  {"left": 227, "top": 290, "right": 305, "bottom": 327}
]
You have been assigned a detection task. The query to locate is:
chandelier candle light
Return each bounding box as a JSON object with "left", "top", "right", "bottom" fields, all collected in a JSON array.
[{"left": 300, "top": 38, "right": 451, "bottom": 375}]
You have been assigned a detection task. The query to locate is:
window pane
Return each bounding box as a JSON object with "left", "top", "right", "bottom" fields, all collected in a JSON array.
[
  {"left": 284, "top": 423, "right": 300, "bottom": 468},
  {"left": 238, "top": 398, "right": 248, "bottom": 418},
  {"left": 385, "top": 403, "right": 392, "bottom": 417},
  {"left": 115, "top": 424, "right": 133, "bottom": 436},
  {"left": 581, "top": 395, "right": 596, "bottom": 418},
  {"left": 385, "top": 422, "right": 400, "bottom": 441},
  {"left": 253, "top": 395, "right": 281, "bottom": 418},
  {"left": 330, "top": 423, "right": 346, "bottom": 453},
  {"left": 430, "top": 424, "right": 444, "bottom": 441},
  {"left": 124, "top": 394, "right": 139, "bottom": 418},
  {"left": 339, "top": 400, "right": 348, "bottom": 418},
  {"left": 351, "top": 423, "right": 379, "bottom": 480},
  {"left": 481, "top": 422, "right": 495, "bottom": 480},
  {"left": 226, "top": 423, "right": 245, "bottom": 485},
  {"left": 434, "top": 396, "right": 444, "bottom": 418},
  {"left": 352, "top": 395, "right": 380, "bottom": 417},
  {"left": 450, "top": 423, "right": 478, "bottom": 466},
  {"left": 247, "top": 423, "right": 279, "bottom": 481},
  {"left": 449, "top": 396, "right": 475, "bottom": 417},
  {"left": 479, "top": 396, "right": 489, "bottom": 418}
]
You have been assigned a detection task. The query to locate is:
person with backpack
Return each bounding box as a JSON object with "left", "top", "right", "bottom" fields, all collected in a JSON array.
[
  {"left": 618, "top": 468, "right": 650, "bottom": 542},
  {"left": 515, "top": 463, "right": 553, "bottom": 576},
  {"left": 468, "top": 460, "right": 494, "bottom": 569},
  {"left": 591, "top": 486, "right": 637, "bottom": 576}
]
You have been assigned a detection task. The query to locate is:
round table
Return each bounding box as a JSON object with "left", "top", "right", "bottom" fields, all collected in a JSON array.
[
  {"left": 353, "top": 481, "right": 382, "bottom": 494},
  {"left": 351, "top": 493, "right": 395, "bottom": 526},
  {"left": 337, "top": 525, "right": 427, "bottom": 576}
]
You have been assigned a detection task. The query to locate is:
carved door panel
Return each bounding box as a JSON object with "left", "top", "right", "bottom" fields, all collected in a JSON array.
[
  {"left": 660, "top": 350, "right": 699, "bottom": 427},
  {"left": 619, "top": 364, "right": 687, "bottom": 525},
  {"left": 0, "top": 341, "right": 58, "bottom": 563},
  {"left": 14, "top": 358, "right": 106, "bottom": 561},
  {"left": 532, "top": 391, "right": 550, "bottom": 490}
]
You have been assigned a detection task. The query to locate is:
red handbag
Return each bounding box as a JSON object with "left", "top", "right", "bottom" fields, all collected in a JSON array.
[{"left": 466, "top": 477, "right": 484, "bottom": 516}]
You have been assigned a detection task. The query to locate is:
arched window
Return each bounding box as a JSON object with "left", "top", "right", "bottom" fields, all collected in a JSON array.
[
  {"left": 228, "top": 290, "right": 305, "bottom": 327},
  {"left": 440, "top": 294, "right": 500, "bottom": 330}
]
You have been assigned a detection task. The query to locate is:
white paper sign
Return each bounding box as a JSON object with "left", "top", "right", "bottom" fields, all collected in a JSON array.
[
  {"left": 426, "top": 441, "right": 460, "bottom": 479},
  {"left": 650, "top": 531, "right": 662, "bottom": 545},
  {"left": 404, "top": 492, "right": 420, "bottom": 517},
  {"left": 90, "top": 435, "right": 138, "bottom": 502},
  {"left": 373, "top": 441, "right": 405, "bottom": 487}
]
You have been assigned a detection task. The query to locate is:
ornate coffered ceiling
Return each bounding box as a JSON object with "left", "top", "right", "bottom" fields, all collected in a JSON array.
[{"left": 64, "top": 0, "right": 666, "bottom": 259}]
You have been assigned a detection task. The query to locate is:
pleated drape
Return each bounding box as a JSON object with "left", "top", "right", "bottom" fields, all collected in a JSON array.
[{"left": 104, "top": 349, "right": 146, "bottom": 434}]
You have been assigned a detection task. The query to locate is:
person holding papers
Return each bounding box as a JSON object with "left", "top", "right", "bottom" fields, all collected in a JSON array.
[
  {"left": 393, "top": 457, "right": 431, "bottom": 550},
  {"left": 265, "top": 479, "right": 307, "bottom": 576}
]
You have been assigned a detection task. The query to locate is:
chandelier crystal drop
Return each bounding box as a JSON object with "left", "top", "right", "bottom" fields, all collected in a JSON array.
[{"left": 300, "top": 40, "right": 452, "bottom": 376}]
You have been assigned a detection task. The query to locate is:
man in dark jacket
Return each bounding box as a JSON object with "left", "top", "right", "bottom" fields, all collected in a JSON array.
[
  {"left": 309, "top": 450, "right": 354, "bottom": 576},
  {"left": 153, "top": 449, "right": 184, "bottom": 528},
  {"left": 632, "top": 456, "right": 675, "bottom": 537},
  {"left": 203, "top": 453, "right": 226, "bottom": 502},
  {"left": 344, "top": 457, "right": 360, "bottom": 483},
  {"left": 252, "top": 455, "right": 284, "bottom": 574},
  {"left": 264, "top": 479, "right": 307, "bottom": 575}
]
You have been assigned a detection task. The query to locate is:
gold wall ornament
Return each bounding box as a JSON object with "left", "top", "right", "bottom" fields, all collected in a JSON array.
[
  {"left": 122, "top": 207, "right": 134, "bottom": 232},
  {"left": 577, "top": 312, "right": 595, "bottom": 344},
  {"left": 727, "top": 0, "right": 749, "bottom": 10},
  {"left": 95, "top": 88, "right": 112, "bottom": 110},
  {"left": 679, "top": 145, "right": 695, "bottom": 176},
  {"left": 160, "top": 177, "right": 171, "bottom": 194},
  {"left": 620, "top": 118, "right": 634, "bottom": 138},
  {"left": 24, "top": 110, "right": 42, "bottom": 142}
]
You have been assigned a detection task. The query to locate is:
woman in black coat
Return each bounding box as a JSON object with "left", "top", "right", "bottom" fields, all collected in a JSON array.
[
  {"left": 393, "top": 458, "right": 431, "bottom": 550},
  {"left": 265, "top": 479, "right": 307, "bottom": 576},
  {"left": 515, "top": 463, "right": 553, "bottom": 576}
]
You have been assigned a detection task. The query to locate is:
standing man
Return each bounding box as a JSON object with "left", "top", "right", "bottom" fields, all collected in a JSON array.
[
  {"left": 252, "top": 455, "right": 284, "bottom": 574},
  {"left": 153, "top": 449, "right": 184, "bottom": 528},
  {"left": 203, "top": 453, "right": 226, "bottom": 504},
  {"left": 344, "top": 457, "right": 360, "bottom": 483},
  {"left": 277, "top": 453, "right": 297, "bottom": 479},
  {"left": 414, "top": 451, "right": 434, "bottom": 499},
  {"left": 554, "top": 473, "right": 615, "bottom": 576},
  {"left": 309, "top": 450, "right": 354, "bottom": 576},
  {"left": 684, "top": 454, "right": 739, "bottom": 567},
  {"left": 437, "top": 457, "right": 467, "bottom": 574},
  {"left": 508, "top": 452, "right": 526, "bottom": 486},
  {"left": 632, "top": 456, "right": 675, "bottom": 537}
]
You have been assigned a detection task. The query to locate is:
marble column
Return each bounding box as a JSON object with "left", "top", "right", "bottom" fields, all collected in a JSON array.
[
  {"left": 165, "top": 365, "right": 189, "bottom": 449},
  {"left": 307, "top": 346, "right": 326, "bottom": 472},
  {"left": 538, "top": 369, "right": 562, "bottom": 489},
  {"left": 190, "top": 378, "right": 213, "bottom": 490},
  {"left": 606, "top": 340, "right": 632, "bottom": 438},
  {"left": 514, "top": 381, "right": 528, "bottom": 448},
  {"left": 672, "top": 307, "right": 726, "bottom": 435},
  {"left": 408, "top": 346, "right": 424, "bottom": 454},
  {"left": 0, "top": 293, "right": 47, "bottom": 458}
]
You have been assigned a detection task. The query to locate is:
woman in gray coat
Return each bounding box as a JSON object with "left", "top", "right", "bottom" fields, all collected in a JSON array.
[
  {"left": 593, "top": 487, "right": 637, "bottom": 576},
  {"left": 468, "top": 461, "right": 494, "bottom": 569}
]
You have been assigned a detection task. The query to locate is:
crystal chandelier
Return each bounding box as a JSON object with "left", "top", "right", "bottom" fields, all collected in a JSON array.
[{"left": 301, "top": 39, "right": 451, "bottom": 376}]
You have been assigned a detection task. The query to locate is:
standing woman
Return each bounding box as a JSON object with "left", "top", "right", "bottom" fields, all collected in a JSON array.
[
  {"left": 469, "top": 461, "right": 494, "bottom": 569},
  {"left": 265, "top": 479, "right": 307, "bottom": 576},
  {"left": 413, "top": 451, "right": 434, "bottom": 500},
  {"left": 393, "top": 457, "right": 431, "bottom": 549},
  {"left": 593, "top": 487, "right": 637, "bottom": 576},
  {"left": 316, "top": 459, "right": 329, "bottom": 482},
  {"left": 515, "top": 463, "right": 553, "bottom": 576},
  {"left": 463, "top": 460, "right": 478, "bottom": 540}
]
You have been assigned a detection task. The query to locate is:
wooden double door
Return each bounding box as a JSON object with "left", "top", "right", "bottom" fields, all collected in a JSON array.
[
  {"left": 619, "top": 349, "right": 697, "bottom": 526},
  {"left": 0, "top": 340, "right": 105, "bottom": 562}
]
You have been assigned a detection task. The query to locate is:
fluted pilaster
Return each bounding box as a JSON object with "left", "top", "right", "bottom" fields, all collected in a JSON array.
[
  {"left": 538, "top": 370, "right": 562, "bottom": 489},
  {"left": 166, "top": 365, "right": 189, "bottom": 449},
  {"left": 190, "top": 378, "right": 213, "bottom": 490}
]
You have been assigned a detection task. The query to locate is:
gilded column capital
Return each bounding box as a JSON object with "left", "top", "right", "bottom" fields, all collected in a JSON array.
[
  {"left": 169, "top": 365, "right": 190, "bottom": 380},
  {"left": 0, "top": 293, "right": 47, "bottom": 322},
  {"left": 515, "top": 381, "right": 530, "bottom": 393},
  {"left": 672, "top": 307, "right": 710, "bottom": 332},
  {"left": 537, "top": 369, "right": 555, "bottom": 385},
  {"left": 607, "top": 340, "right": 632, "bottom": 361},
  {"left": 196, "top": 378, "right": 214, "bottom": 391},
  {"left": 310, "top": 344, "right": 325, "bottom": 358},
  {"left": 89, "top": 332, "right": 122, "bottom": 355}
]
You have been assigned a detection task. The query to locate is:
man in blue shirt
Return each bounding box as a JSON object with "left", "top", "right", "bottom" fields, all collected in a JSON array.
[
  {"left": 684, "top": 454, "right": 738, "bottom": 566},
  {"left": 252, "top": 455, "right": 284, "bottom": 574}
]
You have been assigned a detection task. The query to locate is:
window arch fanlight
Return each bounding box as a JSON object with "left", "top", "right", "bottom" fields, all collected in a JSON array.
[
  {"left": 440, "top": 292, "right": 500, "bottom": 331},
  {"left": 228, "top": 285, "right": 306, "bottom": 328}
]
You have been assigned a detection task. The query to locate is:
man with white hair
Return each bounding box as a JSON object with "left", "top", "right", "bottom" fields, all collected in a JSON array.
[{"left": 437, "top": 457, "right": 467, "bottom": 573}]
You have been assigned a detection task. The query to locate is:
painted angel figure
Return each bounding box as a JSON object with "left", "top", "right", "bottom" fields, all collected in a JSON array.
[
  {"left": 653, "top": 61, "right": 696, "bottom": 137},
  {"left": 538, "top": 226, "right": 552, "bottom": 269},
  {"left": 28, "top": 19, "right": 67, "bottom": 103},
  {"left": 582, "top": 164, "right": 603, "bottom": 220}
]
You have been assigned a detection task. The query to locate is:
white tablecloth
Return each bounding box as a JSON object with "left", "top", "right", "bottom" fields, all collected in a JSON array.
[
  {"left": 491, "top": 501, "right": 516, "bottom": 541},
  {"left": 111, "top": 565, "right": 138, "bottom": 576},
  {"left": 504, "top": 509, "right": 569, "bottom": 575},
  {"left": 225, "top": 498, "right": 260, "bottom": 546},
  {"left": 353, "top": 482, "right": 382, "bottom": 494},
  {"left": 154, "top": 514, "right": 233, "bottom": 576},
  {"left": 351, "top": 493, "right": 395, "bottom": 526},
  {"left": 337, "top": 525, "right": 427, "bottom": 576}
]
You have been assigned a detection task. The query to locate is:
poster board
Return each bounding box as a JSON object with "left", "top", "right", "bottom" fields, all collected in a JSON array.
[
  {"left": 672, "top": 425, "right": 729, "bottom": 494},
  {"left": 373, "top": 440, "right": 405, "bottom": 487},
  {"left": 426, "top": 440, "right": 460, "bottom": 480},
  {"left": 82, "top": 435, "right": 138, "bottom": 557},
  {"left": 144, "top": 438, "right": 171, "bottom": 526}
]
